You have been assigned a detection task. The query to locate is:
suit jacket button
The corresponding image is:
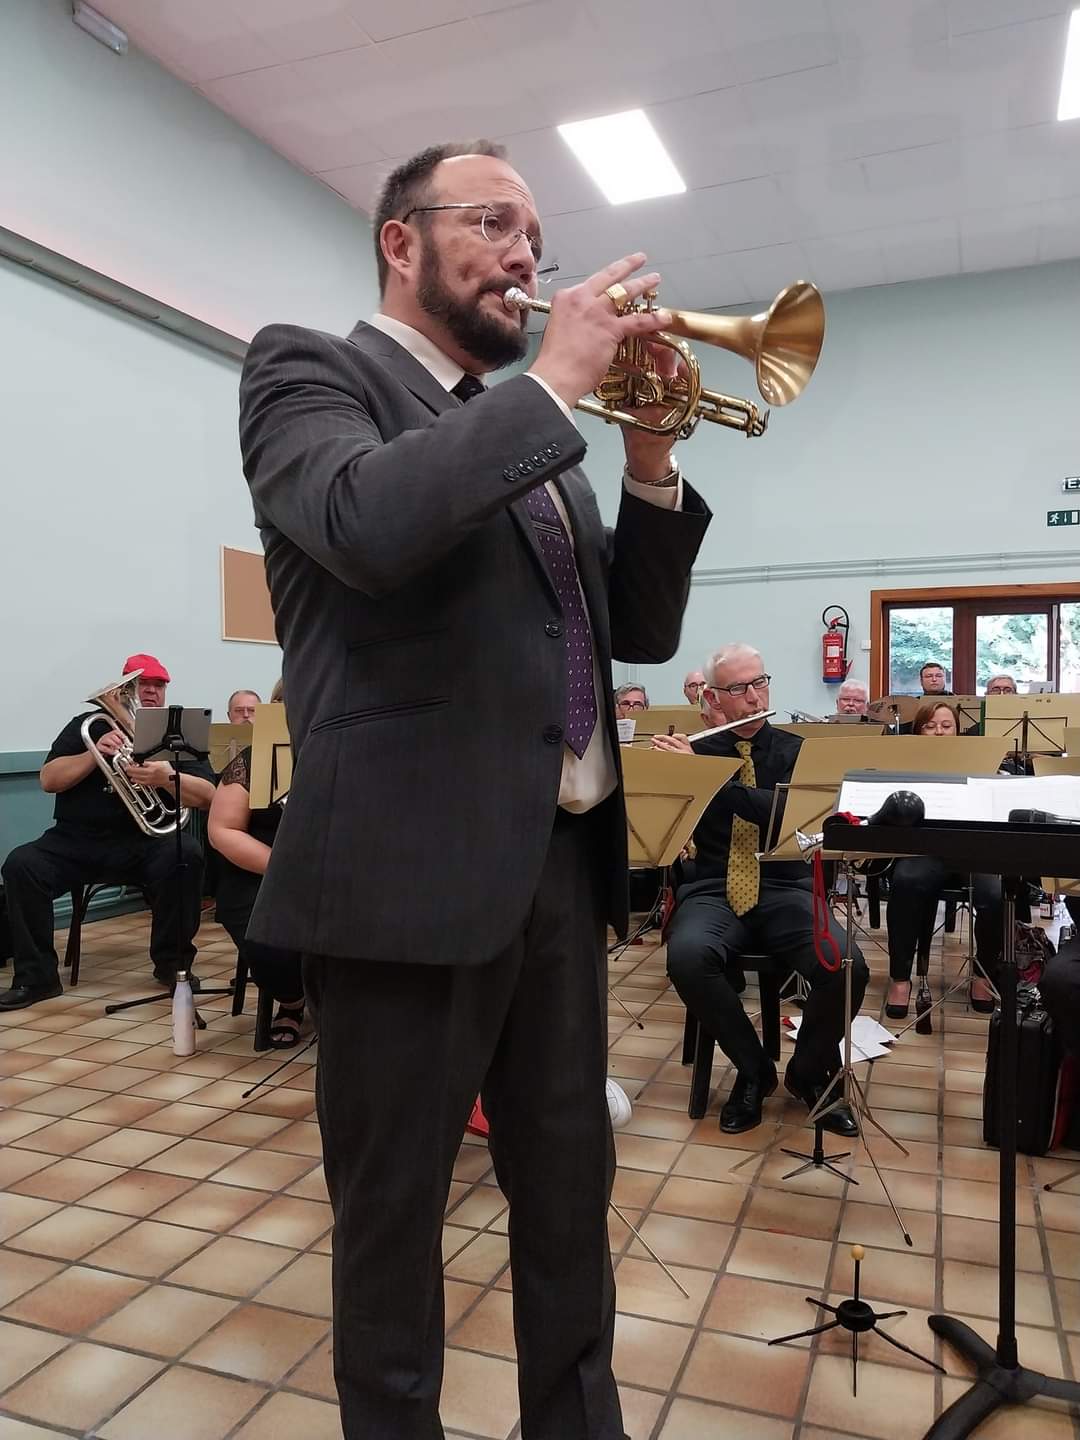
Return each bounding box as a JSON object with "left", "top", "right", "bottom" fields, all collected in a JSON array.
[
  {"left": 519, "top": 460, "right": 534, "bottom": 474},
  {"left": 545, "top": 620, "right": 563, "bottom": 638},
  {"left": 543, "top": 724, "right": 564, "bottom": 744},
  {"left": 503, "top": 466, "right": 518, "bottom": 482},
  {"left": 548, "top": 444, "right": 560, "bottom": 458}
]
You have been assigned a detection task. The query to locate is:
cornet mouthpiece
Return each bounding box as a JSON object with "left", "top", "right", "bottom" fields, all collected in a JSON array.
[{"left": 503, "top": 287, "right": 530, "bottom": 311}]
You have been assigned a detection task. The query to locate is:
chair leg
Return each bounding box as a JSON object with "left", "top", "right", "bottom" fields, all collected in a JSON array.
[
  {"left": 681, "top": 1009, "right": 696, "bottom": 1066},
  {"left": 64, "top": 885, "right": 84, "bottom": 980},
  {"left": 231, "top": 949, "right": 248, "bottom": 1018},
  {"left": 688, "top": 1024, "right": 714, "bottom": 1120},
  {"left": 868, "top": 874, "right": 881, "bottom": 931},
  {"left": 253, "top": 987, "right": 274, "bottom": 1052},
  {"left": 944, "top": 898, "right": 958, "bottom": 934}
]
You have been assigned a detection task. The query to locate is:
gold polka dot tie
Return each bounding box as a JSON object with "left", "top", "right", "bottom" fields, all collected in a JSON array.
[{"left": 727, "top": 740, "right": 760, "bottom": 917}]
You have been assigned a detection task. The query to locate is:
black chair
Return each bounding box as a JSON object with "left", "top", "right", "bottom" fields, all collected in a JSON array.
[
  {"left": 229, "top": 945, "right": 275, "bottom": 1051},
  {"left": 680, "top": 953, "right": 783, "bottom": 1120},
  {"left": 64, "top": 880, "right": 148, "bottom": 986}
]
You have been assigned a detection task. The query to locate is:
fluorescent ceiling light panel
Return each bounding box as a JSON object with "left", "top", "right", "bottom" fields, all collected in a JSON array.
[
  {"left": 557, "top": 110, "right": 686, "bottom": 205},
  {"left": 72, "top": 1, "right": 128, "bottom": 54},
  {"left": 1059, "top": 7, "right": 1080, "bottom": 121}
]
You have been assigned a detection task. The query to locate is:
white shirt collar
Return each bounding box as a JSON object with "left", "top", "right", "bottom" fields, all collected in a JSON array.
[{"left": 368, "top": 313, "right": 475, "bottom": 395}]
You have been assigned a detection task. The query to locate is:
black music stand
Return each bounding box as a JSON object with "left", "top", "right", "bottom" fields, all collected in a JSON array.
[
  {"left": 824, "top": 811, "right": 1080, "bottom": 1438},
  {"left": 105, "top": 705, "right": 231, "bottom": 1022}
]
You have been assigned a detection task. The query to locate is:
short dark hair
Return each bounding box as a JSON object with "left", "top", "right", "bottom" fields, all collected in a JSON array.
[
  {"left": 919, "top": 661, "right": 945, "bottom": 678},
  {"left": 372, "top": 140, "right": 508, "bottom": 294}
]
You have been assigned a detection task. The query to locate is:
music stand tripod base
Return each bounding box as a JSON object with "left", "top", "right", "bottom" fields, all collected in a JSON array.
[{"left": 781, "top": 1117, "right": 856, "bottom": 1183}]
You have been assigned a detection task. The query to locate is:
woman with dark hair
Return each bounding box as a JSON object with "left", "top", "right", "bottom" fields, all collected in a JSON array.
[
  {"left": 884, "top": 700, "right": 1000, "bottom": 1018},
  {"left": 208, "top": 680, "right": 305, "bottom": 1046}
]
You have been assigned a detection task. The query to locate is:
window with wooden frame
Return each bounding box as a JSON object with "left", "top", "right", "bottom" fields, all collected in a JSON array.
[{"left": 869, "top": 585, "right": 1080, "bottom": 698}]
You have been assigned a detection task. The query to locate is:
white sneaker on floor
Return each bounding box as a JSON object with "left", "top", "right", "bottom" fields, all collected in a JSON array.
[{"left": 606, "top": 1078, "right": 632, "bottom": 1129}]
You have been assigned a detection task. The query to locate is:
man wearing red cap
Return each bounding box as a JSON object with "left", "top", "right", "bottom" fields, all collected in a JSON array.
[{"left": 0, "top": 654, "right": 216, "bottom": 1010}]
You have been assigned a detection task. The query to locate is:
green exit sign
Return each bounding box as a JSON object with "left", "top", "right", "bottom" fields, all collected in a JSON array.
[{"left": 1047, "top": 510, "right": 1080, "bottom": 527}]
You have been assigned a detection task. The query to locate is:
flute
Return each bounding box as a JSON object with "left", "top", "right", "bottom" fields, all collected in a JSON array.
[{"left": 685, "top": 710, "right": 776, "bottom": 742}]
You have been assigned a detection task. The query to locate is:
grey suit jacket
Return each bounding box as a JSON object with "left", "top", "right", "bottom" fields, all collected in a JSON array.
[{"left": 238, "top": 319, "right": 711, "bottom": 964}]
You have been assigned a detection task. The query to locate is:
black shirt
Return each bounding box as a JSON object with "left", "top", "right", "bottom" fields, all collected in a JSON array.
[
  {"left": 213, "top": 746, "right": 284, "bottom": 924},
  {"left": 45, "top": 711, "right": 213, "bottom": 833},
  {"left": 690, "top": 721, "right": 807, "bottom": 885}
]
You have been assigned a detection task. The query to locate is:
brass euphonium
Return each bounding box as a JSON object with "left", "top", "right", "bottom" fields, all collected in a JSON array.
[
  {"left": 504, "top": 280, "right": 825, "bottom": 440},
  {"left": 80, "top": 672, "right": 188, "bottom": 837}
]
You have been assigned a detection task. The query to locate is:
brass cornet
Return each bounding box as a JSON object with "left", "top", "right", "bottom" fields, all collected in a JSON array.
[
  {"left": 504, "top": 281, "right": 825, "bottom": 440},
  {"left": 81, "top": 672, "right": 188, "bottom": 837}
]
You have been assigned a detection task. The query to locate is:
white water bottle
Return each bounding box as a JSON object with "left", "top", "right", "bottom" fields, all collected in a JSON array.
[{"left": 171, "top": 972, "right": 196, "bottom": 1056}]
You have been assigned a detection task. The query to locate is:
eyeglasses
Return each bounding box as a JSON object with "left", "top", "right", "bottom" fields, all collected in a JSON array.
[
  {"left": 710, "top": 674, "right": 771, "bottom": 697},
  {"left": 619, "top": 699, "right": 647, "bottom": 711},
  {"left": 986, "top": 684, "right": 1017, "bottom": 694},
  {"left": 402, "top": 203, "right": 544, "bottom": 264}
]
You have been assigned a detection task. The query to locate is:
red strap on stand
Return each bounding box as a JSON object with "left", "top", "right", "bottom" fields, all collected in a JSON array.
[{"left": 811, "top": 851, "right": 842, "bottom": 972}]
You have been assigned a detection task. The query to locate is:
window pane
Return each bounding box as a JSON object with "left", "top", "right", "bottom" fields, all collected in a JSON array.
[
  {"left": 975, "top": 612, "right": 1048, "bottom": 693},
  {"left": 889, "top": 607, "right": 953, "bottom": 694},
  {"left": 1061, "top": 603, "right": 1080, "bottom": 692}
]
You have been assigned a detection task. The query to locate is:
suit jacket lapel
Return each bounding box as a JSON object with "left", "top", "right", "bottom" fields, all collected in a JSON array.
[{"left": 345, "top": 320, "right": 457, "bottom": 418}]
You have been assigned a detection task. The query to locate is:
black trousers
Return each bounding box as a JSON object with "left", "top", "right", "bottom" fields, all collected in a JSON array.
[
  {"left": 1, "top": 824, "right": 204, "bottom": 990},
  {"left": 304, "top": 808, "right": 622, "bottom": 1440},
  {"left": 885, "top": 860, "right": 1002, "bottom": 983},
  {"left": 219, "top": 914, "right": 303, "bottom": 1006},
  {"left": 665, "top": 879, "right": 869, "bottom": 1085}
]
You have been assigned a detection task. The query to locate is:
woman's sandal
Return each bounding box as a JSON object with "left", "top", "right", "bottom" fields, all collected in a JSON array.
[{"left": 269, "top": 1002, "right": 305, "bottom": 1049}]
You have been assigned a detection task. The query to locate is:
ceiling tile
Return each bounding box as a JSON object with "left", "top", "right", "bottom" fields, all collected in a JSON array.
[
  {"left": 652, "top": 254, "right": 751, "bottom": 311},
  {"left": 729, "top": 242, "right": 811, "bottom": 304},
  {"left": 826, "top": 0, "right": 949, "bottom": 62},
  {"left": 650, "top": 88, "right": 772, "bottom": 191},
  {"left": 959, "top": 205, "right": 1042, "bottom": 272},
  {"left": 945, "top": 0, "right": 1070, "bottom": 37},
  {"left": 718, "top": 0, "right": 841, "bottom": 84},
  {"left": 1038, "top": 196, "right": 1080, "bottom": 262},
  {"left": 801, "top": 230, "right": 887, "bottom": 291},
  {"left": 696, "top": 176, "right": 796, "bottom": 252},
  {"left": 942, "top": 12, "right": 1073, "bottom": 128},
  {"left": 492, "top": 128, "right": 604, "bottom": 219},
  {"left": 774, "top": 160, "right": 872, "bottom": 238},
  {"left": 879, "top": 215, "right": 960, "bottom": 281},
  {"left": 319, "top": 158, "right": 393, "bottom": 210},
  {"left": 237, "top": 0, "right": 372, "bottom": 61},
  {"left": 99, "top": 0, "right": 282, "bottom": 82},
  {"left": 345, "top": 0, "right": 473, "bottom": 42},
  {"left": 741, "top": 59, "right": 859, "bottom": 170}
]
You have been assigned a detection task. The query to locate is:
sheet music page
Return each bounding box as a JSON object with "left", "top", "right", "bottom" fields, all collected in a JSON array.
[
  {"left": 966, "top": 774, "right": 1080, "bottom": 822},
  {"left": 837, "top": 779, "right": 994, "bottom": 822}
]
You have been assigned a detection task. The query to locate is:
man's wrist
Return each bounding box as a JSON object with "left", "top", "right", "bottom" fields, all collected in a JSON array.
[{"left": 625, "top": 460, "right": 679, "bottom": 488}]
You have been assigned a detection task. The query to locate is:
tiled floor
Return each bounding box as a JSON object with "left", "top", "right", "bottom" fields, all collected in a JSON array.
[{"left": 0, "top": 906, "right": 1078, "bottom": 1439}]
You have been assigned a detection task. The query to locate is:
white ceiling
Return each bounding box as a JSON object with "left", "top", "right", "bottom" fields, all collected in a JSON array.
[{"left": 96, "top": 0, "right": 1080, "bottom": 309}]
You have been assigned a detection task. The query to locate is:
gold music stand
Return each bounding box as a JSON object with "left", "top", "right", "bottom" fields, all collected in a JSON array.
[
  {"left": 776, "top": 721, "right": 885, "bottom": 740},
  {"left": 629, "top": 705, "right": 708, "bottom": 742},
  {"left": 1066, "top": 727, "right": 1080, "bottom": 756},
  {"left": 249, "top": 704, "right": 291, "bottom": 808},
  {"left": 209, "top": 722, "right": 252, "bottom": 774},
  {"left": 620, "top": 747, "right": 741, "bottom": 867},
  {"left": 983, "top": 693, "right": 1080, "bottom": 758}
]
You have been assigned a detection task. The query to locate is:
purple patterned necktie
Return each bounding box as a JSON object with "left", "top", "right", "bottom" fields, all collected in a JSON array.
[
  {"left": 452, "top": 372, "right": 597, "bottom": 757},
  {"left": 523, "top": 484, "right": 598, "bottom": 758}
]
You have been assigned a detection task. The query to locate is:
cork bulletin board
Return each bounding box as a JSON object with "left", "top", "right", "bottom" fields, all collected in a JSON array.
[{"left": 220, "top": 546, "right": 276, "bottom": 644}]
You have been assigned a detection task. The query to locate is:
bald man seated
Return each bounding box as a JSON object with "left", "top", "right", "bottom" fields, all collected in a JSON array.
[{"left": 654, "top": 644, "right": 868, "bottom": 1135}]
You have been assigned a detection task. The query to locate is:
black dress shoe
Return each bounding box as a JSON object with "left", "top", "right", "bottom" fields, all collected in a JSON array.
[
  {"left": 0, "top": 981, "right": 63, "bottom": 1011},
  {"left": 784, "top": 1068, "right": 860, "bottom": 1138},
  {"left": 719, "top": 1061, "right": 777, "bottom": 1134},
  {"left": 884, "top": 980, "right": 912, "bottom": 1019}
]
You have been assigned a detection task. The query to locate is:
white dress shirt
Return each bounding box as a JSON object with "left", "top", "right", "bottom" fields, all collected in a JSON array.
[{"left": 368, "top": 311, "right": 682, "bottom": 812}]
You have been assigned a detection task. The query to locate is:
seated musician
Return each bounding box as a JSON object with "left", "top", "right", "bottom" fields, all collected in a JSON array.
[
  {"left": 614, "top": 683, "right": 649, "bottom": 720},
  {"left": 833, "top": 678, "right": 870, "bottom": 719},
  {"left": 919, "top": 661, "right": 952, "bottom": 696},
  {"left": 226, "top": 689, "right": 261, "bottom": 725},
  {"left": 207, "top": 680, "right": 304, "bottom": 1047},
  {"left": 885, "top": 700, "right": 1001, "bottom": 1018},
  {"left": 654, "top": 644, "right": 867, "bottom": 1135},
  {"left": 0, "top": 654, "right": 215, "bottom": 1011},
  {"left": 985, "top": 674, "right": 1018, "bottom": 696},
  {"left": 683, "top": 669, "right": 706, "bottom": 706},
  {"left": 1041, "top": 897, "right": 1080, "bottom": 1062}
]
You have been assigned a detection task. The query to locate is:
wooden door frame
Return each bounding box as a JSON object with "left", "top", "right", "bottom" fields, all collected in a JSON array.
[{"left": 869, "top": 583, "right": 1080, "bottom": 698}]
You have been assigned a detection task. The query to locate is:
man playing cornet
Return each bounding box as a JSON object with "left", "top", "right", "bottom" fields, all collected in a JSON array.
[{"left": 239, "top": 140, "right": 711, "bottom": 1440}]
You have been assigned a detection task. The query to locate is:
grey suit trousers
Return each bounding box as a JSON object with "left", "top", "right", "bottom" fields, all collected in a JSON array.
[{"left": 304, "top": 805, "right": 625, "bottom": 1440}]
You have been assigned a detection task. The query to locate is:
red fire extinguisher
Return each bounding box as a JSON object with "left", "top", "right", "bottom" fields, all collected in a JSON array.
[{"left": 821, "top": 606, "right": 850, "bottom": 684}]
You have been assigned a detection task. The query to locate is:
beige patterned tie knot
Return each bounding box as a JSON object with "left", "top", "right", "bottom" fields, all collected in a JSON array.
[{"left": 727, "top": 739, "right": 760, "bottom": 917}]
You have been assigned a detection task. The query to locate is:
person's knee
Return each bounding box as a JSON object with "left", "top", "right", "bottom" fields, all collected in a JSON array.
[
  {"left": 2, "top": 841, "right": 48, "bottom": 889},
  {"left": 666, "top": 927, "right": 705, "bottom": 990}
]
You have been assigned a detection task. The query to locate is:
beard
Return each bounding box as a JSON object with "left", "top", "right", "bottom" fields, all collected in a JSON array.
[{"left": 416, "top": 248, "right": 528, "bottom": 369}]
